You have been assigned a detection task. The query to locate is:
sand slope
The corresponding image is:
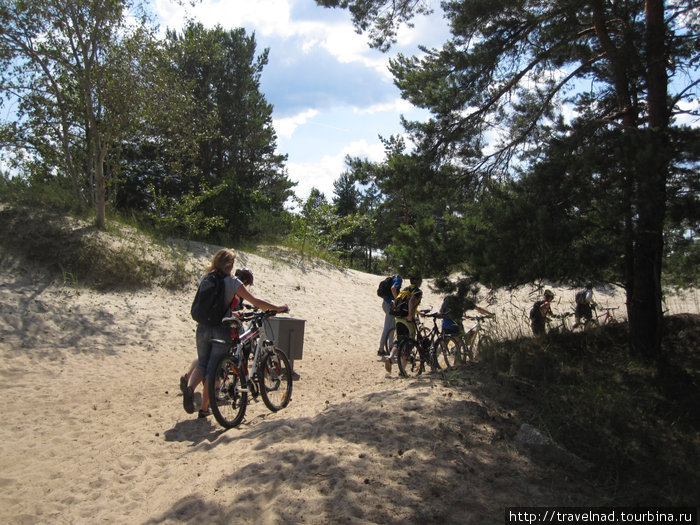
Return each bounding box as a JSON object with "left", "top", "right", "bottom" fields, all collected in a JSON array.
[{"left": 0, "top": 246, "right": 697, "bottom": 524}]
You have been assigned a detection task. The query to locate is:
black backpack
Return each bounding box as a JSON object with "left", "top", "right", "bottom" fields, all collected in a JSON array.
[
  {"left": 575, "top": 289, "right": 587, "bottom": 304},
  {"left": 377, "top": 276, "right": 394, "bottom": 299},
  {"left": 529, "top": 300, "right": 543, "bottom": 321},
  {"left": 190, "top": 271, "right": 228, "bottom": 326}
]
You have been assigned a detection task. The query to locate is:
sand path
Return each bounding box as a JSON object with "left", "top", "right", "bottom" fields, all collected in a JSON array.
[{"left": 1, "top": 248, "right": 696, "bottom": 524}]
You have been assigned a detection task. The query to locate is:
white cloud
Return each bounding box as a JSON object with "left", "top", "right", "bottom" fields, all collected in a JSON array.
[
  {"left": 354, "top": 98, "right": 415, "bottom": 115},
  {"left": 287, "top": 139, "right": 386, "bottom": 199},
  {"left": 154, "top": 0, "right": 389, "bottom": 73},
  {"left": 675, "top": 98, "right": 700, "bottom": 127},
  {"left": 274, "top": 109, "right": 319, "bottom": 139},
  {"left": 150, "top": 0, "right": 450, "bottom": 202}
]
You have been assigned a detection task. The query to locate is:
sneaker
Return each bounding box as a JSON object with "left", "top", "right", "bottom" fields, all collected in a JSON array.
[
  {"left": 183, "top": 386, "right": 195, "bottom": 414},
  {"left": 377, "top": 348, "right": 388, "bottom": 357},
  {"left": 198, "top": 408, "right": 211, "bottom": 419}
]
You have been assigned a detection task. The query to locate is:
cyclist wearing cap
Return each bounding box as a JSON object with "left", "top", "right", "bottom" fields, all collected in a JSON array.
[
  {"left": 530, "top": 289, "right": 555, "bottom": 337},
  {"left": 573, "top": 282, "right": 595, "bottom": 329}
]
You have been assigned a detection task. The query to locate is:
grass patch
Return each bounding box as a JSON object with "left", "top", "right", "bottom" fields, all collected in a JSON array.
[{"left": 474, "top": 318, "right": 700, "bottom": 505}]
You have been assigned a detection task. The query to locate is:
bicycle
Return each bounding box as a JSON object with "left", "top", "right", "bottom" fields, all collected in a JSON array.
[
  {"left": 397, "top": 310, "right": 450, "bottom": 377},
  {"left": 587, "top": 306, "right": 619, "bottom": 327},
  {"left": 208, "top": 307, "right": 293, "bottom": 429},
  {"left": 395, "top": 311, "right": 461, "bottom": 377},
  {"left": 382, "top": 307, "right": 432, "bottom": 357},
  {"left": 573, "top": 306, "right": 620, "bottom": 331},
  {"left": 593, "top": 306, "right": 619, "bottom": 325},
  {"left": 460, "top": 314, "right": 495, "bottom": 361},
  {"left": 546, "top": 312, "right": 574, "bottom": 334}
]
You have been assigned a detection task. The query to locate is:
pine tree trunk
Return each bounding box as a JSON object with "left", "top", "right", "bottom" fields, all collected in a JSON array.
[{"left": 628, "top": 0, "right": 668, "bottom": 358}]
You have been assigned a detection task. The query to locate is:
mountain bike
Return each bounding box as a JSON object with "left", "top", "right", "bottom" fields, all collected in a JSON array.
[
  {"left": 461, "top": 314, "right": 495, "bottom": 361},
  {"left": 382, "top": 308, "right": 432, "bottom": 357},
  {"left": 573, "top": 306, "right": 620, "bottom": 331},
  {"left": 207, "top": 308, "right": 293, "bottom": 429},
  {"left": 591, "top": 306, "right": 619, "bottom": 326},
  {"left": 396, "top": 311, "right": 459, "bottom": 377}
]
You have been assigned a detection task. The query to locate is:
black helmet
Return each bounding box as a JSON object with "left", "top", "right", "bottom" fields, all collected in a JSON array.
[
  {"left": 586, "top": 281, "right": 593, "bottom": 289},
  {"left": 235, "top": 268, "right": 254, "bottom": 286}
]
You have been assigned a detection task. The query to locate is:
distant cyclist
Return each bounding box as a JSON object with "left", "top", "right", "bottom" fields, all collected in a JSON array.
[
  {"left": 573, "top": 282, "right": 595, "bottom": 329},
  {"left": 377, "top": 265, "right": 404, "bottom": 357},
  {"left": 385, "top": 276, "right": 422, "bottom": 376},
  {"left": 439, "top": 291, "right": 493, "bottom": 335},
  {"left": 530, "top": 289, "right": 555, "bottom": 337}
]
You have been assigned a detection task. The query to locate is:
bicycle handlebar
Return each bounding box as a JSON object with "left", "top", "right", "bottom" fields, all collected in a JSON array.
[
  {"left": 464, "top": 314, "right": 494, "bottom": 321},
  {"left": 222, "top": 307, "right": 288, "bottom": 326},
  {"left": 552, "top": 312, "right": 573, "bottom": 319}
]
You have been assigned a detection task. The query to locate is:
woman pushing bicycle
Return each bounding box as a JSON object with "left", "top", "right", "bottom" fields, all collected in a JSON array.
[
  {"left": 180, "top": 267, "right": 254, "bottom": 395},
  {"left": 183, "top": 249, "right": 288, "bottom": 419}
]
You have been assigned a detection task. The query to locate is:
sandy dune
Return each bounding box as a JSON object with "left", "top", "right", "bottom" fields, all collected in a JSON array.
[{"left": 0, "top": 245, "right": 697, "bottom": 524}]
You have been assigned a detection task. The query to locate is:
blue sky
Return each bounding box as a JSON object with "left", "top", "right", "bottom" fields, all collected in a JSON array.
[{"left": 152, "top": 0, "right": 450, "bottom": 201}]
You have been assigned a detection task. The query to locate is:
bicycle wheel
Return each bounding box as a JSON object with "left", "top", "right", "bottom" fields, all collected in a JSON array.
[
  {"left": 437, "top": 335, "right": 462, "bottom": 369},
  {"left": 585, "top": 318, "right": 599, "bottom": 330},
  {"left": 259, "top": 346, "right": 293, "bottom": 412},
  {"left": 473, "top": 334, "right": 492, "bottom": 359},
  {"left": 209, "top": 354, "right": 247, "bottom": 429},
  {"left": 397, "top": 338, "right": 424, "bottom": 377},
  {"left": 462, "top": 330, "right": 477, "bottom": 361}
]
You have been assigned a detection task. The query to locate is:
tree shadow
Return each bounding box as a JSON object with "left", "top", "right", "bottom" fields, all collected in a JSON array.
[{"left": 149, "top": 372, "right": 599, "bottom": 524}]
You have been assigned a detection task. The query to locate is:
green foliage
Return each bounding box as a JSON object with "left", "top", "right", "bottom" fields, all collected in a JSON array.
[
  {"left": 2, "top": 10, "right": 294, "bottom": 240},
  {"left": 323, "top": 0, "right": 700, "bottom": 356},
  {"left": 115, "top": 22, "right": 294, "bottom": 239},
  {"left": 149, "top": 184, "right": 227, "bottom": 238},
  {"left": 0, "top": 171, "right": 84, "bottom": 216},
  {"left": 0, "top": 0, "right": 152, "bottom": 228}
]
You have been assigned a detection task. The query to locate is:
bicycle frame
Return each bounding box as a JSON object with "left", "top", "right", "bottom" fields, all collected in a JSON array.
[
  {"left": 462, "top": 315, "right": 494, "bottom": 360},
  {"left": 230, "top": 313, "right": 276, "bottom": 394},
  {"left": 418, "top": 313, "right": 443, "bottom": 366},
  {"left": 546, "top": 312, "right": 573, "bottom": 333},
  {"left": 594, "top": 307, "right": 618, "bottom": 325},
  {"left": 463, "top": 315, "right": 488, "bottom": 346},
  {"left": 212, "top": 309, "right": 276, "bottom": 395},
  {"left": 384, "top": 308, "right": 432, "bottom": 353}
]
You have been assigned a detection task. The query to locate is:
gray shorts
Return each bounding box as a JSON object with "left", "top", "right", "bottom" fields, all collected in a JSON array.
[{"left": 195, "top": 324, "right": 231, "bottom": 379}]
